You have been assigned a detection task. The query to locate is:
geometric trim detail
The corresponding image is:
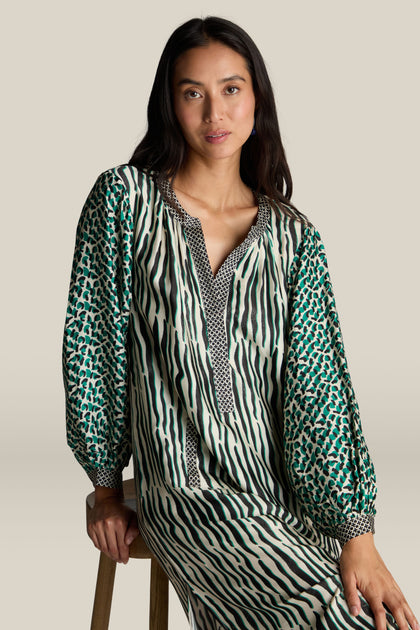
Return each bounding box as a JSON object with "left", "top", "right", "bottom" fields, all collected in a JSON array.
[
  {"left": 87, "top": 468, "right": 123, "bottom": 489},
  {"left": 335, "top": 514, "right": 375, "bottom": 547},
  {"left": 185, "top": 420, "right": 201, "bottom": 488},
  {"left": 157, "top": 174, "right": 271, "bottom": 414}
]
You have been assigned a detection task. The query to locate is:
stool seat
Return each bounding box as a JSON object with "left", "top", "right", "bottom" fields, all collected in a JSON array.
[{"left": 86, "top": 479, "right": 169, "bottom": 630}]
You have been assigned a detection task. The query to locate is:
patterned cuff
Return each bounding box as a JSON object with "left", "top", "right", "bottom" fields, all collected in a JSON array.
[
  {"left": 87, "top": 468, "right": 123, "bottom": 490},
  {"left": 335, "top": 514, "right": 375, "bottom": 547}
]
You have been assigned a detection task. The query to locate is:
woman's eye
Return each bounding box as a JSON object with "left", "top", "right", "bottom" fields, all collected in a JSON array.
[
  {"left": 225, "top": 86, "right": 239, "bottom": 95},
  {"left": 185, "top": 90, "right": 201, "bottom": 99}
]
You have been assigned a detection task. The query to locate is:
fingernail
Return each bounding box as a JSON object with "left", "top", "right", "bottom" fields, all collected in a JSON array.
[{"left": 350, "top": 606, "right": 359, "bottom": 616}]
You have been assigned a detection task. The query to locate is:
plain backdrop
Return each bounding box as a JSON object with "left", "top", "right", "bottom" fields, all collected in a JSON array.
[{"left": 1, "top": 1, "right": 418, "bottom": 628}]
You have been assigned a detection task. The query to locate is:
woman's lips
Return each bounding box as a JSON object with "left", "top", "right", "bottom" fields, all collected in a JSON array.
[{"left": 204, "top": 130, "right": 231, "bottom": 144}]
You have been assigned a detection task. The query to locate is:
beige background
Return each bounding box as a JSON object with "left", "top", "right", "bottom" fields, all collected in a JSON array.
[{"left": 1, "top": 0, "right": 418, "bottom": 627}]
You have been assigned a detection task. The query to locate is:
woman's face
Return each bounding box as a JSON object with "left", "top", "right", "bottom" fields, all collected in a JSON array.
[{"left": 172, "top": 41, "right": 256, "bottom": 166}]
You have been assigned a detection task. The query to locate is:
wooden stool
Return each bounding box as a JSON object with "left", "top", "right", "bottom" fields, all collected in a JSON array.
[{"left": 86, "top": 479, "right": 169, "bottom": 630}]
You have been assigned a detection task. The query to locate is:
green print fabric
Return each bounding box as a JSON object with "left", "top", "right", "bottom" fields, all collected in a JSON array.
[
  {"left": 63, "top": 166, "right": 395, "bottom": 630},
  {"left": 284, "top": 227, "right": 376, "bottom": 540},
  {"left": 64, "top": 173, "right": 133, "bottom": 480}
]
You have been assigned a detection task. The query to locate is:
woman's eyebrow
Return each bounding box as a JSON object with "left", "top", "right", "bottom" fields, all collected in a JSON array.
[{"left": 176, "top": 74, "right": 247, "bottom": 87}]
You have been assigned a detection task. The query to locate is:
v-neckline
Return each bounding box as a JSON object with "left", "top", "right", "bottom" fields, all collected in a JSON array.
[
  {"left": 157, "top": 174, "right": 270, "bottom": 283},
  {"left": 156, "top": 173, "right": 272, "bottom": 414}
]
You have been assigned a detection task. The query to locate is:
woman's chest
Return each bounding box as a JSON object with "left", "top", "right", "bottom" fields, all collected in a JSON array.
[
  {"left": 132, "top": 204, "right": 290, "bottom": 350},
  {"left": 198, "top": 207, "right": 258, "bottom": 277}
]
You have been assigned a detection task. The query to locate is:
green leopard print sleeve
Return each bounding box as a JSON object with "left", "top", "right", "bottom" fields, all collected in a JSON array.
[
  {"left": 63, "top": 170, "right": 134, "bottom": 488},
  {"left": 283, "top": 224, "right": 377, "bottom": 546}
]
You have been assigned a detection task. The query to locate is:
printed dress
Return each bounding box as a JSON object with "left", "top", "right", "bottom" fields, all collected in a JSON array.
[{"left": 63, "top": 165, "right": 397, "bottom": 629}]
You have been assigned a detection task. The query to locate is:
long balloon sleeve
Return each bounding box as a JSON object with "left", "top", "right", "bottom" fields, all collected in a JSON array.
[
  {"left": 283, "top": 224, "right": 377, "bottom": 546},
  {"left": 63, "top": 169, "right": 134, "bottom": 488}
]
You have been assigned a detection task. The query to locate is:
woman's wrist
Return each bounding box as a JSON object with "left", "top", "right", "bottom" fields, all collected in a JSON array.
[
  {"left": 341, "top": 531, "right": 374, "bottom": 551},
  {"left": 94, "top": 485, "right": 124, "bottom": 503}
]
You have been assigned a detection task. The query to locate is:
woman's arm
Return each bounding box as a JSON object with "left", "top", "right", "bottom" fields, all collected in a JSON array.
[
  {"left": 63, "top": 168, "right": 140, "bottom": 561},
  {"left": 283, "top": 223, "right": 376, "bottom": 543},
  {"left": 63, "top": 168, "right": 134, "bottom": 487},
  {"left": 283, "top": 223, "right": 418, "bottom": 627}
]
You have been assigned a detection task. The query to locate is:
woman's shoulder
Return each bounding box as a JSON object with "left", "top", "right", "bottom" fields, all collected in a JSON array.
[
  {"left": 80, "top": 166, "right": 162, "bottom": 233},
  {"left": 277, "top": 200, "right": 312, "bottom": 227},
  {"left": 262, "top": 194, "right": 327, "bottom": 262},
  {"left": 263, "top": 195, "right": 314, "bottom": 236},
  {"left": 94, "top": 164, "right": 158, "bottom": 192}
]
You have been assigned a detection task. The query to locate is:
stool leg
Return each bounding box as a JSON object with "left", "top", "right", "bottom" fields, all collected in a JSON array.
[
  {"left": 91, "top": 551, "right": 117, "bottom": 630},
  {"left": 149, "top": 557, "right": 169, "bottom": 630}
]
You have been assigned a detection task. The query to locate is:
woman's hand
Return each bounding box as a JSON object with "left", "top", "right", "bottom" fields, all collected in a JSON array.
[
  {"left": 87, "top": 486, "right": 140, "bottom": 564},
  {"left": 340, "top": 532, "right": 419, "bottom": 630}
]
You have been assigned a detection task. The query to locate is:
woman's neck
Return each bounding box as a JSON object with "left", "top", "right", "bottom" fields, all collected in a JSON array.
[{"left": 172, "top": 156, "right": 253, "bottom": 214}]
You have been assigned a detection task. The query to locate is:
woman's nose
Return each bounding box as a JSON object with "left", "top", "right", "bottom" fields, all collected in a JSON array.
[{"left": 203, "top": 95, "right": 223, "bottom": 122}]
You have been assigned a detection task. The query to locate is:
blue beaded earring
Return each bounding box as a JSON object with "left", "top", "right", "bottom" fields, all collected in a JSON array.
[{"left": 251, "top": 117, "right": 256, "bottom": 136}]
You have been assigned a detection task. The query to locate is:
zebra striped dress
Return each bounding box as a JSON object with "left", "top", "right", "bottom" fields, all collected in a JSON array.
[{"left": 63, "top": 165, "right": 397, "bottom": 629}]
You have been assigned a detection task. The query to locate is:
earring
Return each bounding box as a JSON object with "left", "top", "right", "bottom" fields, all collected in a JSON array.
[{"left": 251, "top": 118, "right": 256, "bottom": 136}]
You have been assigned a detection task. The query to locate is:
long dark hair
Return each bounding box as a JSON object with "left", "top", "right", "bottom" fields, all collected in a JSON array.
[{"left": 129, "top": 17, "right": 297, "bottom": 214}]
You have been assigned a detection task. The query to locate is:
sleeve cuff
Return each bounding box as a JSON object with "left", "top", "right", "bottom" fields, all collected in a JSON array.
[
  {"left": 87, "top": 468, "right": 123, "bottom": 490},
  {"left": 335, "top": 514, "right": 375, "bottom": 547}
]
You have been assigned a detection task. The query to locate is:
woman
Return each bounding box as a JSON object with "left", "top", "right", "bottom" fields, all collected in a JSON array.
[{"left": 63, "top": 16, "right": 418, "bottom": 630}]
